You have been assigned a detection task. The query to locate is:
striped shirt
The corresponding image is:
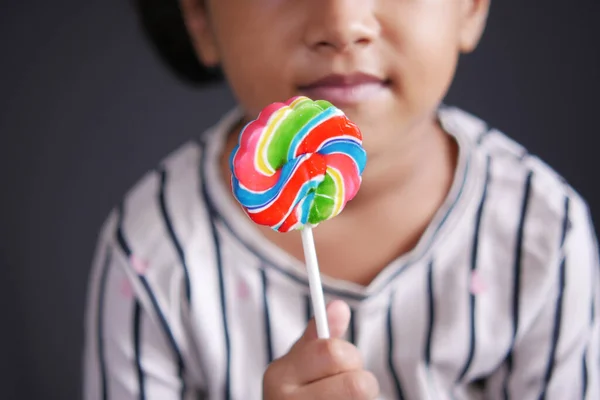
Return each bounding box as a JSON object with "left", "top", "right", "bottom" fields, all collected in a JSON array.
[{"left": 83, "top": 106, "right": 600, "bottom": 400}]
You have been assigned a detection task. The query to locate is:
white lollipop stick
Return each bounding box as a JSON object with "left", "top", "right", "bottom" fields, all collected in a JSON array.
[{"left": 300, "top": 226, "right": 329, "bottom": 339}]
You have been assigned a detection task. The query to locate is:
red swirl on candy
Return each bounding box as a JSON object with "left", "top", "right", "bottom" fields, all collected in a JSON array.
[{"left": 229, "top": 96, "right": 367, "bottom": 232}]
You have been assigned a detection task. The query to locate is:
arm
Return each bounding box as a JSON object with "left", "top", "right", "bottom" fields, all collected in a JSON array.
[
  {"left": 83, "top": 220, "right": 203, "bottom": 399},
  {"left": 489, "top": 196, "right": 600, "bottom": 399}
]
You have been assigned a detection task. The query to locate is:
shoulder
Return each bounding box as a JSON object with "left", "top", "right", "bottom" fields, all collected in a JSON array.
[
  {"left": 442, "top": 106, "right": 595, "bottom": 267},
  {"left": 94, "top": 107, "right": 244, "bottom": 282},
  {"left": 442, "top": 105, "right": 590, "bottom": 222},
  {"left": 96, "top": 140, "right": 212, "bottom": 269}
]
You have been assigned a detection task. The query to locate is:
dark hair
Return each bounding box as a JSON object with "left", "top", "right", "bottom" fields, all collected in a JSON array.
[{"left": 133, "top": 0, "right": 223, "bottom": 85}]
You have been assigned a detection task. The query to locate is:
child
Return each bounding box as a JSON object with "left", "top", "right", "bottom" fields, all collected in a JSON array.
[{"left": 83, "top": 0, "right": 599, "bottom": 398}]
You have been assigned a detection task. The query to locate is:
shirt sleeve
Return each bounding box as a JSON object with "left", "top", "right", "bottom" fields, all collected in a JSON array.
[
  {"left": 488, "top": 196, "right": 600, "bottom": 399},
  {"left": 82, "top": 213, "right": 205, "bottom": 400}
]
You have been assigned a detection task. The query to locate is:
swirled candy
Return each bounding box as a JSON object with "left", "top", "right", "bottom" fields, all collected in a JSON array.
[{"left": 230, "top": 96, "right": 367, "bottom": 233}]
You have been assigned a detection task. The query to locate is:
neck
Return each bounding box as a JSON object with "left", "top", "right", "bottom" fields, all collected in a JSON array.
[{"left": 345, "top": 113, "right": 458, "bottom": 215}]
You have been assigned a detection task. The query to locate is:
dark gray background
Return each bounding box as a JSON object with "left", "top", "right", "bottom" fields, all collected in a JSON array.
[{"left": 1, "top": 1, "right": 599, "bottom": 399}]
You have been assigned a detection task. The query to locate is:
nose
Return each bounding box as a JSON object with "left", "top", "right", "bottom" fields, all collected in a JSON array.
[{"left": 303, "top": 0, "right": 379, "bottom": 53}]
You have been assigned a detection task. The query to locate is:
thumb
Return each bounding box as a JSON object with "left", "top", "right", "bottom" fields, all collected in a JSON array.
[{"left": 300, "top": 300, "right": 351, "bottom": 343}]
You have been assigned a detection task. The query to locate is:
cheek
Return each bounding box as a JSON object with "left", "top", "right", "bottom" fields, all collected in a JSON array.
[
  {"left": 210, "top": 4, "right": 298, "bottom": 115},
  {"left": 385, "top": 5, "right": 461, "bottom": 110},
  {"left": 223, "top": 49, "right": 293, "bottom": 117},
  {"left": 409, "top": 32, "right": 459, "bottom": 104}
]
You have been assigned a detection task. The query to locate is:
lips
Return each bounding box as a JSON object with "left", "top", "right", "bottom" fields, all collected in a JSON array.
[{"left": 298, "top": 73, "right": 389, "bottom": 106}]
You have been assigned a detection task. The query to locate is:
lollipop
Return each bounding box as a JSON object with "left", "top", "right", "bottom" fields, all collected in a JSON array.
[{"left": 230, "top": 96, "right": 366, "bottom": 338}]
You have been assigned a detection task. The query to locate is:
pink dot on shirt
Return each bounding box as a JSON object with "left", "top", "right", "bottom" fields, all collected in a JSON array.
[
  {"left": 237, "top": 279, "right": 250, "bottom": 300},
  {"left": 120, "top": 279, "right": 133, "bottom": 299},
  {"left": 129, "top": 254, "right": 149, "bottom": 275},
  {"left": 470, "top": 270, "right": 487, "bottom": 295}
]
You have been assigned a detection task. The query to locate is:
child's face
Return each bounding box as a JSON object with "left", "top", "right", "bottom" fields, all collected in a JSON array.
[{"left": 182, "top": 0, "right": 488, "bottom": 155}]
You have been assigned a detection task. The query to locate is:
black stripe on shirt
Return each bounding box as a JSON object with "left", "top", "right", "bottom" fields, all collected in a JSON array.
[
  {"left": 539, "top": 256, "right": 567, "bottom": 400},
  {"left": 458, "top": 156, "right": 492, "bottom": 382},
  {"left": 97, "top": 247, "right": 112, "bottom": 400},
  {"left": 133, "top": 301, "right": 146, "bottom": 400},
  {"left": 559, "top": 196, "right": 571, "bottom": 247},
  {"left": 260, "top": 268, "right": 274, "bottom": 364},
  {"left": 206, "top": 217, "right": 232, "bottom": 400},
  {"left": 584, "top": 273, "right": 596, "bottom": 398},
  {"left": 503, "top": 170, "right": 534, "bottom": 399},
  {"left": 387, "top": 290, "right": 405, "bottom": 400},
  {"left": 425, "top": 260, "right": 435, "bottom": 366},
  {"left": 116, "top": 205, "right": 132, "bottom": 256},
  {"left": 591, "top": 294, "right": 595, "bottom": 324},
  {"left": 583, "top": 234, "right": 597, "bottom": 399},
  {"left": 304, "top": 295, "right": 312, "bottom": 323},
  {"left": 158, "top": 167, "right": 192, "bottom": 303},
  {"left": 582, "top": 348, "right": 588, "bottom": 399},
  {"left": 116, "top": 202, "right": 187, "bottom": 399},
  {"left": 539, "top": 196, "right": 570, "bottom": 400},
  {"left": 198, "top": 172, "right": 232, "bottom": 400},
  {"left": 115, "top": 205, "right": 147, "bottom": 398},
  {"left": 349, "top": 308, "right": 357, "bottom": 346}
]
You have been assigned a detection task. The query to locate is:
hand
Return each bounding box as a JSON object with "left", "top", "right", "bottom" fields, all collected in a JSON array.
[{"left": 263, "top": 300, "right": 380, "bottom": 400}]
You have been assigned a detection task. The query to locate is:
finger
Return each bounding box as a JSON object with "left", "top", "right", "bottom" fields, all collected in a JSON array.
[
  {"left": 292, "top": 338, "right": 363, "bottom": 384},
  {"left": 326, "top": 300, "right": 352, "bottom": 339},
  {"left": 298, "top": 300, "right": 351, "bottom": 343},
  {"left": 292, "top": 370, "right": 380, "bottom": 400}
]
